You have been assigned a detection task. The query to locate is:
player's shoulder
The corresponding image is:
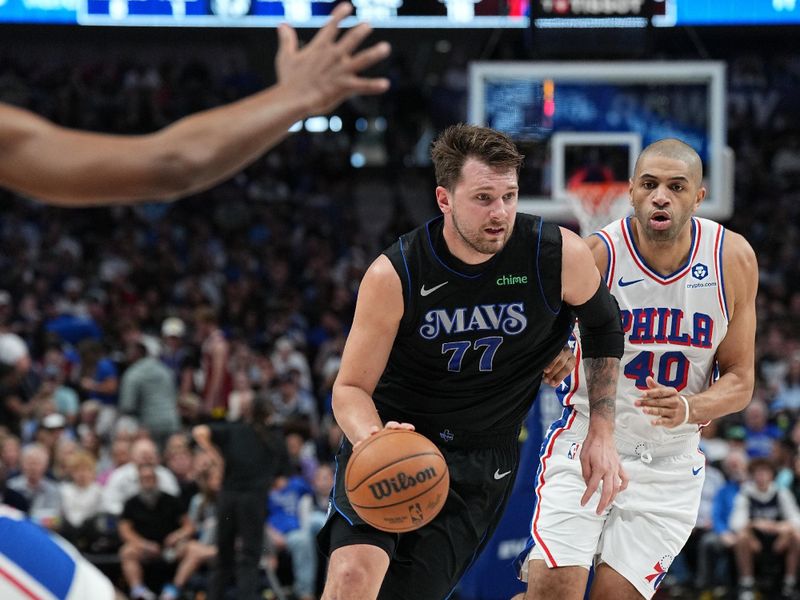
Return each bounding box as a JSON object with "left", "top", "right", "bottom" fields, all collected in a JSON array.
[
  {"left": 558, "top": 225, "right": 584, "bottom": 249},
  {"left": 720, "top": 226, "right": 757, "bottom": 272},
  {"left": 582, "top": 231, "right": 610, "bottom": 275},
  {"left": 367, "top": 253, "right": 399, "bottom": 279},
  {"left": 360, "top": 254, "right": 403, "bottom": 299},
  {"left": 558, "top": 226, "right": 596, "bottom": 270}
]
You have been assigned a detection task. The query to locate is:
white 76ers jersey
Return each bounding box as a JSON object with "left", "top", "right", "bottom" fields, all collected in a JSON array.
[{"left": 560, "top": 217, "right": 729, "bottom": 446}]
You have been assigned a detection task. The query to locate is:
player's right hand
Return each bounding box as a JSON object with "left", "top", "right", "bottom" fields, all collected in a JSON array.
[
  {"left": 276, "top": 2, "right": 391, "bottom": 116},
  {"left": 542, "top": 345, "right": 575, "bottom": 386},
  {"left": 353, "top": 421, "right": 415, "bottom": 450}
]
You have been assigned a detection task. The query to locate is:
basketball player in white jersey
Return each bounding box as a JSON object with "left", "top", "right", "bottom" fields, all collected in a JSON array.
[
  {"left": 514, "top": 138, "right": 758, "bottom": 599},
  {"left": 0, "top": 2, "right": 389, "bottom": 207},
  {"left": 0, "top": 504, "right": 123, "bottom": 600}
]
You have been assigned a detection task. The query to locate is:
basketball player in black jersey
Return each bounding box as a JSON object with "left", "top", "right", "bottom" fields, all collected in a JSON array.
[
  {"left": 0, "top": 3, "right": 388, "bottom": 206},
  {"left": 318, "top": 124, "right": 628, "bottom": 600}
]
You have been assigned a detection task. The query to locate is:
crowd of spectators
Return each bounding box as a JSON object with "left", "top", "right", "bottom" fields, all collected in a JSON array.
[{"left": 0, "top": 37, "right": 800, "bottom": 600}]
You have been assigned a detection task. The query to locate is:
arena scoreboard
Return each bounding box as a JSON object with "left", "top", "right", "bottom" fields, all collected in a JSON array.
[{"left": 0, "top": 0, "right": 531, "bottom": 27}]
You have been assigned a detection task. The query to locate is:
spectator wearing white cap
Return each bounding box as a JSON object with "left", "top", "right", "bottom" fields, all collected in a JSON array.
[
  {"left": 35, "top": 412, "right": 71, "bottom": 460},
  {"left": 160, "top": 317, "right": 194, "bottom": 389}
]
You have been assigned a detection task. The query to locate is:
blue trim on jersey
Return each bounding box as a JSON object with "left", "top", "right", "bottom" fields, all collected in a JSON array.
[
  {"left": 514, "top": 537, "right": 537, "bottom": 578},
  {"left": 0, "top": 515, "right": 76, "bottom": 599},
  {"left": 398, "top": 235, "right": 412, "bottom": 305},
  {"left": 329, "top": 441, "right": 354, "bottom": 525},
  {"left": 536, "top": 218, "right": 559, "bottom": 315},
  {"left": 424, "top": 218, "right": 484, "bottom": 280},
  {"left": 625, "top": 216, "right": 698, "bottom": 280},
  {"left": 592, "top": 232, "right": 612, "bottom": 285},
  {"left": 718, "top": 228, "right": 730, "bottom": 321},
  {"left": 514, "top": 405, "right": 575, "bottom": 576}
]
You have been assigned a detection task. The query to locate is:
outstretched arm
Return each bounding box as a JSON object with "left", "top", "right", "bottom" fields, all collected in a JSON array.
[{"left": 0, "top": 3, "right": 389, "bottom": 206}]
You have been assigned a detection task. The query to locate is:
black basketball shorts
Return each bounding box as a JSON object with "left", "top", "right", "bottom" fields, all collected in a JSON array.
[{"left": 318, "top": 437, "right": 519, "bottom": 600}]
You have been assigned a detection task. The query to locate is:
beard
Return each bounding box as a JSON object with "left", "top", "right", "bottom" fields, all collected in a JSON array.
[
  {"left": 139, "top": 489, "right": 160, "bottom": 507},
  {"left": 451, "top": 211, "right": 511, "bottom": 256}
]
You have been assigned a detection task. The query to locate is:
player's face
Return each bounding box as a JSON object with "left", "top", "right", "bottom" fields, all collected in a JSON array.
[
  {"left": 438, "top": 158, "right": 519, "bottom": 261},
  {"left": 629, "top": 155, "right": 705, "bottom": 243}
]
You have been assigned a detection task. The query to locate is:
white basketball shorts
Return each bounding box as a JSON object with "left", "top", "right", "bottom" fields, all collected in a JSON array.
[{"left": 518, "top": 408, "right": 705, "bottom": 599}]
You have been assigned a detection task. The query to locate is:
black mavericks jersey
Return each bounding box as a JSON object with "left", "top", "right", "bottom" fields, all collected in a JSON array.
[{"left": 373, "top": 214, "right": 573, "bottom": 443}]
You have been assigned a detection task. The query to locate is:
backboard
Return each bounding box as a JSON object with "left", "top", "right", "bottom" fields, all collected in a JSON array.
[{"left": 468, "top": 61, "right": 732, "bottom": 222}]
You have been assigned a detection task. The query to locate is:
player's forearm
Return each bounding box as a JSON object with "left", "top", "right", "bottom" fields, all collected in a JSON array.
[
  {"left": 684, "top": 368, "right": 753, "bottom": 424},
  {"left": 151, "top": 84, "right": 308, "bottom": 198},
  {"left": 331, "top": 383, "right": 384, "bottom": 446},
  {"left": 584, "top": 356, "right": 619, "bottom": 429}
]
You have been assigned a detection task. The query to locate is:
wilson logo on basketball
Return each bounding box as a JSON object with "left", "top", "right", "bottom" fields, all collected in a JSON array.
[{"left": 368, "top": 467, "right": 438, "bottom": 500}]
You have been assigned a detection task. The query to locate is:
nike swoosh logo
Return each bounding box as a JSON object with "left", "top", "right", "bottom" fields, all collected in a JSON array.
[
  {"left": 692, "top": 466, "right": 703, "bottom": 476},
  {"left": 618, "top": 277, "right": 644, "bottom": 287},
  {"left": 420, "top": 281, "right": 449, "bottom": 296},
  {"left": 494, "top": 469, "right": 512, "bottom": 480}
]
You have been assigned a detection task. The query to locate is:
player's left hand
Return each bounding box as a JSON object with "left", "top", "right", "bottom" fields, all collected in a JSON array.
[
  {"left": 635, "top": 376, "right": 691, "bottom": 428},
  {"left": 542, "top": 345, "right": 575, "bottom": 387}
]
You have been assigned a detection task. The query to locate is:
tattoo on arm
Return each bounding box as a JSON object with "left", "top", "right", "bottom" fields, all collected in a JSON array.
[{"left": 584, "top": 357, "right": 620, "bottom": 422}]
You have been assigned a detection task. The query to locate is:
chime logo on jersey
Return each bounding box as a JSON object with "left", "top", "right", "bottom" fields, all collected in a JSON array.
[
  {"left": 496, "top": 273, "right": 528, "bottom": 286},
  {"left": 419, "top": 303, "right": 527, "bottom": 340}
]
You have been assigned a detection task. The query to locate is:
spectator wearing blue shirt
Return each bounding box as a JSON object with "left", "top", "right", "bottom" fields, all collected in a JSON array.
[
  {"left": 78, "top": 339, "right": 119, "bottom": 407},
  {"left": 743, "top": 400, "right": 783, "bottom": 458},
  {"left": 267, "top": 474, "right": 316, "bottom": 600}
]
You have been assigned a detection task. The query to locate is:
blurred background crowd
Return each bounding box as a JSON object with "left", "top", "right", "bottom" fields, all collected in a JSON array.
[{"left": 1, "top": 24, "right": 800, "bottom": 600}]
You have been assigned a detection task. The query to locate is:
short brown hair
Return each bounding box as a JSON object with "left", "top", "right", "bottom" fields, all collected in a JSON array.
[{"left": 430, "top": 124, "right": 524, "bottom": 190}]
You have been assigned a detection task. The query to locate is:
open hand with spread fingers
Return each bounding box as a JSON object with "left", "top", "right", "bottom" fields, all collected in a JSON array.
[{"left": 276, "top": 2, "right": 391, "bottom": 116}]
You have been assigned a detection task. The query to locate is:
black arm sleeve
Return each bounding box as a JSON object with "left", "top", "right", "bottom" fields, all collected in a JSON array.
[{"left": 571, "top": 283, "right": 624, "bottom": 359}]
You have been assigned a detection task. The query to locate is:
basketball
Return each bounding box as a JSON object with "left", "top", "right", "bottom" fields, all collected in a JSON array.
[{"left": 345, "top": 429, "right": 449, "bottom": 533}]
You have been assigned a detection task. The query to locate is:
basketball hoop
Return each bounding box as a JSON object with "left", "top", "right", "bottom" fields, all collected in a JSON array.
[{"left": 564, "top": 182, "right": 631, "bottom": 237}]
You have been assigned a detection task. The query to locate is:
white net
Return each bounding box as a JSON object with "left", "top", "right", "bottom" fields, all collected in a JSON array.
[{"left": 564, "top": 183, "right": 632, "bottom": 237}]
